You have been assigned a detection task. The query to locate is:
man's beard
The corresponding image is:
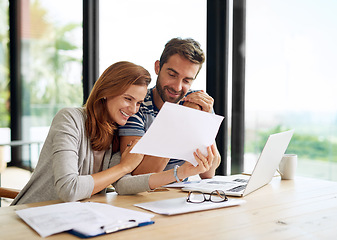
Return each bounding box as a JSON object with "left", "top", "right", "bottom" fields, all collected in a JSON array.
[{"left": 156, "top": 77, "right": 185, "bottom": 104}]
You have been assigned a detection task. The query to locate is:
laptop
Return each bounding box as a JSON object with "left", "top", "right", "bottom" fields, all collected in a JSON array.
[{"left": 181, "top": 129, "right": 294, "bottom": 197}]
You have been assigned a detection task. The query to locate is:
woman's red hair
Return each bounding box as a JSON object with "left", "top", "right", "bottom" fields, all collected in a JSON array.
[{"left": 84, "top": 61, "right": 151, "bottom": 151}]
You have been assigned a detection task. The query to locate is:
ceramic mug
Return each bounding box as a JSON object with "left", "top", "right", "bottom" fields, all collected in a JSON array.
[{"left": 279, "top": 154, "right": 297, "bottom": 180}]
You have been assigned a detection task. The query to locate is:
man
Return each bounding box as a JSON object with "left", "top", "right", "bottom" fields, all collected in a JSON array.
[{"left": 119, "top": 38, "right": 220, "bottom": 179}]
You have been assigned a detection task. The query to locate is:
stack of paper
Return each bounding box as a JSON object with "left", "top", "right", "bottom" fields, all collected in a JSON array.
[{"left": 16, "top": 202, "right": 154, "bottom": 238}]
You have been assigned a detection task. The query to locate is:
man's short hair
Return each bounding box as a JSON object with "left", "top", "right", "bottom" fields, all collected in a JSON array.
[{"left": 159, "top": 37, "right": 205, "bottom": 74}]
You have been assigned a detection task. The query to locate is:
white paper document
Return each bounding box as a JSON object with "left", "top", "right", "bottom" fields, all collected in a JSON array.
[
  {"left": 130, "top": 102, "right": 224, "bottom": 166},
  {"left": 163, "top": 176, "right": 245, "bottom": 189},
  {"left": 135, "top": 197, "right": 245, "bottom": 215},
  {"left": 15, "top": 202, "right": 154, "bottom": 238}
]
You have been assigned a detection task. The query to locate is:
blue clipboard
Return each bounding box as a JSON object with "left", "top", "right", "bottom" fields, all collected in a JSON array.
[{"left": 67, "top": 220, "right": 155, "bottom": 238}]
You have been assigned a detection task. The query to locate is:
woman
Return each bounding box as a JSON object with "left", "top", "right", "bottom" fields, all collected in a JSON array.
[
  {"left": 11, "top": 61, "right": 151, "bottom": 204},
  {"left": 12, "top": 61, "right": 215, "bottom": 204}
]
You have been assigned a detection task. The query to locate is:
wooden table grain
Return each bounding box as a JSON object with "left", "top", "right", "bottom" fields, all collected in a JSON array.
[{"left": 1, "top": 176, "right": 337, "bottom": 240}]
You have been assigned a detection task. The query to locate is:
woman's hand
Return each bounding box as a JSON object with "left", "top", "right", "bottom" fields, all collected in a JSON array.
[
  {"left": 199, "top": 143, "right": 221, "bottom": 179},
  {"left": 147, "top": 144, "right": 221, "bottom": 190},
  {"left": 119, "top": 140, "right": 144, "bottom": 173},
  {"left": 178, "top": 145, "right": 217, "bottom": 180}
]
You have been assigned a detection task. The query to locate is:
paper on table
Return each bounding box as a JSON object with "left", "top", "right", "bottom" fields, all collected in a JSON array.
[
  {"left": 130, "top": 102, "right": 224, "bottom": 166},
  {"left": 163, "top": 176, "right": 243, "bottom": 189},
  {"left": 15, "top": 202, "right": 154, "bottom": 238},
  {"left": 16, "top": 202, "right": 100, "bottom": 237},
  {"left": 135, "top": 197, "right": 245, "bottom": 215}
]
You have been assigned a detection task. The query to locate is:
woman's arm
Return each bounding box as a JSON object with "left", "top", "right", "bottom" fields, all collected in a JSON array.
[
  {"left": 91, "top": 140, "right": 144, "bottom": 195},
  {"left": 120, "top": 135, "right": 170, "bottom": 175},
  {"left": 51, "top": 108, "right": 143, "bottom": 201},
  {"left": 148, "top": 147, "right": 215, "bottom": 189},
  {"left": 113, "top": 146, "right": 216, "bottom": 195},
  {"left": 51, "top": 108, "right": 95, "bottom": 202}
]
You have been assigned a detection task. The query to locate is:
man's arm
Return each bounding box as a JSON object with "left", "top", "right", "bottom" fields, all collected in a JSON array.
[{"left": 120, "top": 135, "right": 170, "bottom": 175}]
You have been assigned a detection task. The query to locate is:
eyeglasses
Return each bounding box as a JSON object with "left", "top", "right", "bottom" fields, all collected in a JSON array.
[{"left": 186, "top": 190, "right": 228, "bottom": 203}]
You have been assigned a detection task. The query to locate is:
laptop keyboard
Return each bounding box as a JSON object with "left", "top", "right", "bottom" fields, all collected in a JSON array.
[
  {"left": 233, "top": 178, "right": 249, "bottom": 183},
  {"left": 228, "top": 184, "right": 247, "bottom": 192},
  {"left": 227, "top": 179, "right": 248, "bottom": 192}
]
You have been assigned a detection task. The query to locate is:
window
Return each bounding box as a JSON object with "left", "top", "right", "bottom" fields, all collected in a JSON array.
[
  {"left": 246, "top": 0, "right": 337, "bottom": 181},
  {"left": 0, "top": 0, "right": 10, "bottom": 130},
  {"left": 99, "top": 0, "right": 207, "bottom": 91},
  {"left": 22, "top": 0, "right": 82, "bottom": 128},
  {"left": 6, "top": 0, "right": 83, "bottom": 167},
  {"left": 0, "top": 0, "right": 10, "bottom": 167}
]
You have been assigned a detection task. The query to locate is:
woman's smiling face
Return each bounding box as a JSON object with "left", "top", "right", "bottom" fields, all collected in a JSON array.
[{"left": 106, "top": 84, "right": 147, "bottom": 126}]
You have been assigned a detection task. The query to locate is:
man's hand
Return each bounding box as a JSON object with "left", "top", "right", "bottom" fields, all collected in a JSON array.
[
  {"left": 183, "top": 101, "right": 202, "bottom": 110},
  {"left": 182, "top": 90, "right": 214, "bottom": 113}
]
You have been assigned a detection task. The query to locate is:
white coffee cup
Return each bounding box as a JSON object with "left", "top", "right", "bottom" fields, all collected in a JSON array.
[{"left": 278, "top": 154, "right": 297, "bottom": 180}]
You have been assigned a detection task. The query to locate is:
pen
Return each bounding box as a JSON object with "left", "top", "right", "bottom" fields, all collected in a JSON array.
[
  {"left": 102, "top": 219, "right": 138, "bottom": 234},
  {"left": 183, "top": 180, "right": 201, "bottom": 184}
]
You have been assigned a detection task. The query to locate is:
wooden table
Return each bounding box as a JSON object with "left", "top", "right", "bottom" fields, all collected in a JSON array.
[{"left": 1, "top": 176, "right": 337, "bottom": 240}]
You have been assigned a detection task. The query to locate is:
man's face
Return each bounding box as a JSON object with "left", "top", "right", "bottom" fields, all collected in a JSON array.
[{"left": 155, "top": 54, "right": 200, "bottom": 104}]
